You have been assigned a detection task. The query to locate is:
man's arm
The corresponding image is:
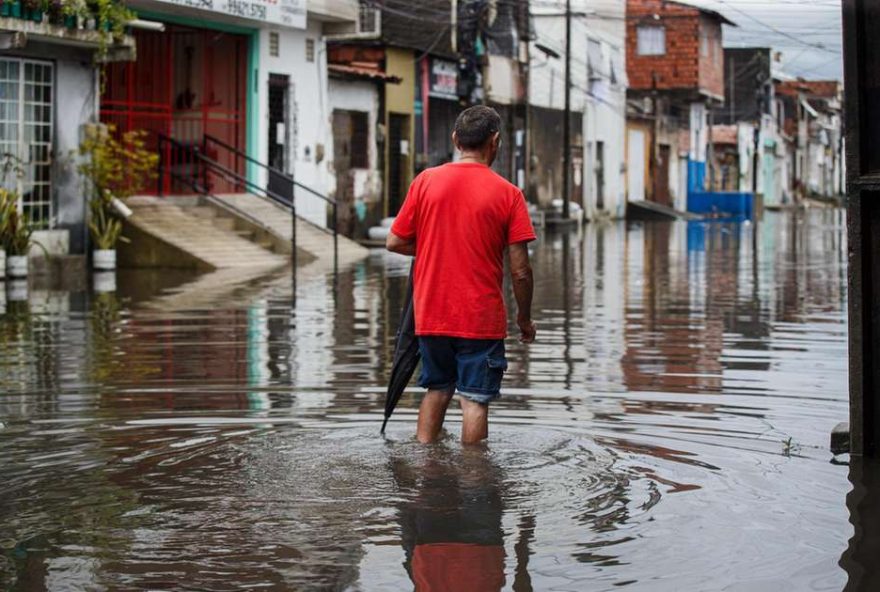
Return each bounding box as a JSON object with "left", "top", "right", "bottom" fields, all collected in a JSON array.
[
  {"left": 508, "top": 241, "right": 536, "bottom": 343},
  {"left": 386, "top": 231, "right": 416, "bottom": 257}
]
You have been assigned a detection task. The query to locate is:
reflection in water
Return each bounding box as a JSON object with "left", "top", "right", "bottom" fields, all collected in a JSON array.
[
  {"left": 0, "top": 210, "right": 854, "bottom": 590},
  {"left": 392, "top": 447, "right": 510, "bottom": 592},
  {"left": 841, "top": 458, "right": 880, "bottom": 591}
]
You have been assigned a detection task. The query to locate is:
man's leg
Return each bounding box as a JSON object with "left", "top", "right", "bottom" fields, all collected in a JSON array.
[
  {"left": 417, "top": 389, "right": 454, "bottom": 444},
  {"left": 459, "top": 397, "right": 489, "bottom": 444}
]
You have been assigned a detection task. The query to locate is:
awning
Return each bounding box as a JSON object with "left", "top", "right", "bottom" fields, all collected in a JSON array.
[{"left": 328, "top": 64, "right": 402, "bottom": 84}]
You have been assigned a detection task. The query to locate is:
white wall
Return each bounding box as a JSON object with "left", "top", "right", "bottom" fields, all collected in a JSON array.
[
  {"left": 531, "top": 0, "right": 627, "bottom": 218},
  {"left": 582, "top": 4, "right": 627, "bottom": 219},
  {"left": 257, "top": 19, "right": 333, "bottom": 227},
  {"left": 327, "top": 78, "right": 382, "bottom": 208}
]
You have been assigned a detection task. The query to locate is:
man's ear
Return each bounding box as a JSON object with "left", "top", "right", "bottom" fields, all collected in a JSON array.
[
  {"left": 492, "top": 132, "right": 501, "bottom": 149},
  {"left": 452, "top": 130, "right": 459, "bottom": 149}
]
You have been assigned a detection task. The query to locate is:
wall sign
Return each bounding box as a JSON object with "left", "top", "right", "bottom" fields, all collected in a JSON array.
[
  {"left": 155, "top": 0, "right": 306, "bottom": 29},
  {"left": 429, "top": 58, "right": 458, "bottom": 100}
]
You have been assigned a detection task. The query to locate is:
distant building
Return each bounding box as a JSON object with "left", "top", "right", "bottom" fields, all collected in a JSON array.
[
  {"left": 625, "top": 0, "right": 734, "bottom": 213},
  {"left": 530, "top": 0, "right": 628, "bottom": 219},
  {"left": 711, "top": 47, "right": 791, "bottom": 207},
  {"left": 775, "top": 79, "right": 844, "bottom": 201},
  {"left": 329, "top": 0, "right": 530, "bottom": 236}
]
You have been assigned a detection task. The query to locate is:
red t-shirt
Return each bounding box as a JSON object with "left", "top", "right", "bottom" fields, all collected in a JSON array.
[{"left": 390, "top": 162, "right": 536, "bottom": 339}]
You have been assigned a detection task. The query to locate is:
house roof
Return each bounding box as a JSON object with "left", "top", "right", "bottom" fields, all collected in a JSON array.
[{"left": 665, "top": 0, "right": 738, "bottom": 26}]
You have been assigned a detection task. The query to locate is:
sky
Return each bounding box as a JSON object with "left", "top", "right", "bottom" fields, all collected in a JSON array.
[{"left": 687, "top": 0, "right": 844, "bottom": 81}]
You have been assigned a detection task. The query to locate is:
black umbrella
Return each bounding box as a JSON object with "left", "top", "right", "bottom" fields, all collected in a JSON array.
[{"left": 381, "top": 263, "right": 419, "bottom": 434}]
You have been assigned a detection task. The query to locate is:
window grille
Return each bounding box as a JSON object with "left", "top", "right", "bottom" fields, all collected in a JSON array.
[{"left": 0, "top": 58, "right": 53, "bottom": 228}]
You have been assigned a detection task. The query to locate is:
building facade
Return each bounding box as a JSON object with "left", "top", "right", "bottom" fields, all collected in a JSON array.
[
  {"left": 529, "top": 0, "right": 628, "bottom": 219},
  {"left": 0, "top": 6, "right": 135, "bottom": 256},
  {"left": 329, "top": 0, "right": 530, "bottom": 237},
  {"left": 775, "top": 78, "right": 843, "bottom": 202},
  {"left": 625, "top": 0, "right": 733, "bottom": 213},
  {"left": 101, "top": 0, "right": 359, "bottom": 228}
]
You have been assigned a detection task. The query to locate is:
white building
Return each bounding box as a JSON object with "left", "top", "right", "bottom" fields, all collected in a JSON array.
[{"left": 529, "top": 0, "right": 628, "bottom": 219}]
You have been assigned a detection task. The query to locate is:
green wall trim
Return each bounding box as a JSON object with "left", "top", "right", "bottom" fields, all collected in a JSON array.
[
  {"left": 134, "top": 10, "right": 261, "bottom": 186},
  {"left": 247, "top": 31, "right": 259, "bottom": 186}
]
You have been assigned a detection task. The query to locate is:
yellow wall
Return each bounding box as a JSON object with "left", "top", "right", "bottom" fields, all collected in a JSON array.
[{"left": 384, "top": 47, "right": 416, "bottom": 216}]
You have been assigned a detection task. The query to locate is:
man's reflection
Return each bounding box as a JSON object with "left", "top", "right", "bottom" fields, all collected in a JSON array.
[
  {"left": 841, "top": 457, "right": 880, "bottom": 591},
  {"left": 391, "top": 447, "right": 509, "bottom": 592}
]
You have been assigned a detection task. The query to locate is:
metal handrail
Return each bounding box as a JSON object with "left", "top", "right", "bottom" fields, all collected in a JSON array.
[
  {"left": 156, "top": 133, "right": 300, "bottom": 274},
  {"left": 202, "top": 133, "right": 338, "bottom": 268},
  {"left": 158, "top": 134, "right": 291, "bottom": 207},
  {"left": 203, "top": 134, "right": 337, "bottom": 206}
]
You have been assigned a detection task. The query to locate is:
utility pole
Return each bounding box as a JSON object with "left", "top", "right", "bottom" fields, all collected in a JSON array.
[{"left": 562, "top": 0, "right": 571, "bottom": 220}]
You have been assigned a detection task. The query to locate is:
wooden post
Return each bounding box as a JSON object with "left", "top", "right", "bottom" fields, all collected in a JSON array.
[{"left": 842, "top": 0, "right": 880, "bottom": 456}]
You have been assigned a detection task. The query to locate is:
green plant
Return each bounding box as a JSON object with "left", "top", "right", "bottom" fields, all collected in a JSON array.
[
  {"left": 0, "top": 190, "right": 45, "bottom": 256},
  {"left": 78, "top": 124, "right": 157, "bottom": 250},
  {"left": 88, "top": 189, "right": 126, "bottom": 249}
]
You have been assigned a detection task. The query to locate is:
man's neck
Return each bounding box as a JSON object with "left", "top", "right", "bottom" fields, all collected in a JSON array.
[{"left": 458, "top": 152, "right": 490, "bottom": 165}]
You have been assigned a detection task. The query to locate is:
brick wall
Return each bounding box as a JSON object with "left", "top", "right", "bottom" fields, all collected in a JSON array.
[
  {"left": 698, "top": 16, "right": 724, "bottom": 99},
  {"left": 626, "top": 0, "right": 726, "bottom": 98}
]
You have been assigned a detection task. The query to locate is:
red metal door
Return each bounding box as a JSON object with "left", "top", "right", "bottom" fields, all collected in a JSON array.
[{"left": 101, "top": 25, "right": 248, "bottom": 195}]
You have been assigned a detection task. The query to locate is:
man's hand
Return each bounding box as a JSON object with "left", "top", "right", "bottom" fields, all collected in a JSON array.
[{"left": 517, "top": 316, "right": 536, "bottom": 344}]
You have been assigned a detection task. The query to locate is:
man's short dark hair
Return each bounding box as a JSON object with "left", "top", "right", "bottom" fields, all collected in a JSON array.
[{"left": 453, "top": 106, "right": 502, "bottom": 150}]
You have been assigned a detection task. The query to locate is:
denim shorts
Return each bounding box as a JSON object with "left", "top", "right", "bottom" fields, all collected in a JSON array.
[{"left": 417, "top": 337, "right": 508, "bottom": 405}]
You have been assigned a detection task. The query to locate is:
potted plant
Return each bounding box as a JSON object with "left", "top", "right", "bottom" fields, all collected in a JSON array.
[
  {"left": 0, "top": 191, "right": 42, "bottom": 278},
  {"left": 77, "top": 124, "right": 157, "bottom": 271},
  {"left": 89, "top": 188, "right": 124, "bottom": 270}
]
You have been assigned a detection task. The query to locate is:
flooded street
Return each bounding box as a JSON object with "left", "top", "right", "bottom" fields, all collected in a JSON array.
[{"left": 0, "top": 209, "right": 860, "bottom": 591}]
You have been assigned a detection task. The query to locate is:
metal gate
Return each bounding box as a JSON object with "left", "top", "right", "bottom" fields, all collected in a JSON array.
[
  {"left": 0, "top": 58, "right": 54, "bottom": 227},
  {"left": 100, "top": 26, "right": 249, "bottom": 195}
]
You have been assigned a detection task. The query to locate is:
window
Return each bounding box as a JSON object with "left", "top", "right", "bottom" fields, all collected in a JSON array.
[
  {"left": 350, "top": 111, "right": 369, "bottom": 168},
  {"left": 306, "top": 38, "right": 315, "bottom": 62},
  {"left": 587, "top": 38, "right": 604, "bottom": 79},
  {"left": 610, "top": 46, "right": 626, "bottom": 86},
  {"left": 0, "top": 58, "right": 53, "bottom": 228},
  {"left": 701, "top": 32, "right": 709, "bottom": 57},
  {"left": 269, "top": 32, "right": 279, "bottom": 57},
  {"left": 637, "top": 26, "right": 665, "bottom": 56}
]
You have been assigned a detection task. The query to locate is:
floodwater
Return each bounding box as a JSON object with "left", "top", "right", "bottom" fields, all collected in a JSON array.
[{"left": 0, "top": 209, "right": 867, "bottom": 591}]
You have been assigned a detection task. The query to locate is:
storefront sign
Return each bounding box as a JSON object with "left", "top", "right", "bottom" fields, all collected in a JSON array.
[
  {"left": 429, "top": 59, "right": 458, "bottom": 100},
  {"left": 156, "top": 0, "right": 306, "bottom": 29}
]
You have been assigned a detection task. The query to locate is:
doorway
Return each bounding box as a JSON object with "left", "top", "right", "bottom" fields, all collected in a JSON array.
[
  {"left": 387, "top": 113, "right": 410, "bottom": 215},
  {"left": 267, "top": 74, "right": 292, "bottom": 202},
  {"left": 653, "top": 144, "right": 671, "bottom": 206},
  {"left": 333, "top": 109, "right": 369, "bottom": 237},
  {"left": 627, "top": 128, "right": 646, "bottom": 201},
  {"left": 101, "top": 25, "right": 249, "bottom": 194}
]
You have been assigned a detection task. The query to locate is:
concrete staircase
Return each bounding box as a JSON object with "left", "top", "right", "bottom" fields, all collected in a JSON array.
[
  {"left": 120, "top": 196, "right": 290, "bottom": 272},
  {"left": 119, "top": 194, "right": 369, "bottom": 278},
  {"left": 207, "top": 193, "right": 370, "bottom": 271}
]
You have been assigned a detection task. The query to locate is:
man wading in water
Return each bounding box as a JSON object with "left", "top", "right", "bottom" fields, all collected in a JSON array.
[{"left": 386, "top": 105, "right": 537, "bottom": 445}]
